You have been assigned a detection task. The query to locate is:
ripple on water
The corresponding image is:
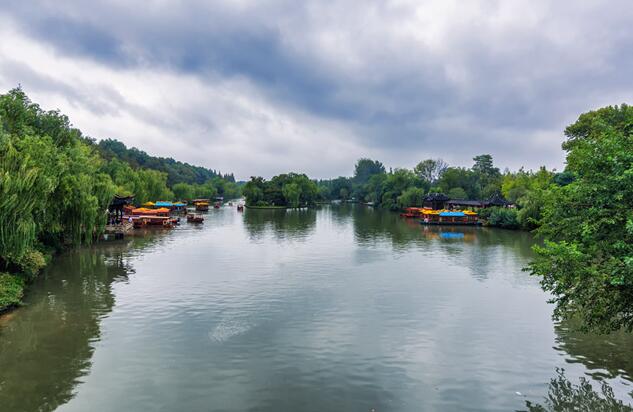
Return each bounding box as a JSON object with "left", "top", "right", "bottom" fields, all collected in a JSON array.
[{"left": 208, "top": 318, "right": 254, "bottom": 343}]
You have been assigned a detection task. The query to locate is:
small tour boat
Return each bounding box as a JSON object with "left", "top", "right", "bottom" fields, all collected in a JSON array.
[
  {"left": 420, "top": 210, "right": 480, "bottom": 226},
  {"left": 400, "top": 207, "right": 424, "bottom": 218},
  {"left": 187, "top": 214, "right": 204, "bottom": 223},
  {"left": 192, "top": 199, "right": 210, "bottom": 211},
  {"left": 237, "top": 204, "right": 244, "bottom": 212}
]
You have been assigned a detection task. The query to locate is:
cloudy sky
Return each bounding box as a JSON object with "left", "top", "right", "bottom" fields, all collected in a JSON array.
[{"left": 0, "top": 1, "right": 631, "bottom": 179}]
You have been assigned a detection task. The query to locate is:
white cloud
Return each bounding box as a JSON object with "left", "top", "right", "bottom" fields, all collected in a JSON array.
[{"left": 0, "top": 19, "right": 368, "bottom": 179}]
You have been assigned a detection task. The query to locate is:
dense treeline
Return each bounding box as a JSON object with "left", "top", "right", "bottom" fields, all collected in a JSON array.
[
  {"left": 97, "top": 139, "right": 241, "bottom": 203},
  {"left": 243, "top": 155, "right": 570, "bottom": 229},
  {"left": 309, "top": 156, "right": 572, "bottom": 230},
  {"left": 97, "top": 138, "right": 236, "bottom": 186},
  {"left": 243, "top": 155, "right": 569, "bottom": 229},
  {"left": 0, "top": 88, "right": 239, "bottom": 309},
  {"left": 242, "top": 173, "right": 318, "bottom": 207}
]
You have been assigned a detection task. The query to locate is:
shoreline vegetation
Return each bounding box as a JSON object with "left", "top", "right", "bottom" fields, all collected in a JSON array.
[
  {"left": 1, "top": 88, "right": 632, "bottom": 336},
  {"left": 0, "top": 88, "right": 240, "bottom": 313}
]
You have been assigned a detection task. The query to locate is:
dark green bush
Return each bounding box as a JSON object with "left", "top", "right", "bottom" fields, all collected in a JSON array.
[
  {"left": 0, "top": 273, "right": 24, "bottom": 310},
  {"left": 15, "top": 249, "right": 47, "bottom": 278},
  {"left": 483, "top": 207, "right": 520, "bottom": 229}
]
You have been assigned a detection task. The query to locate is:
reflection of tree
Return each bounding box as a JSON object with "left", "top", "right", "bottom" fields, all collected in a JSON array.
[
  {"left": 351, "top": 205, "right": 424, "bottom": 249},
  {"left": 525, "top": 369, "right": 633, "bottom": 411},
  {"left": 553, "top": 319, "right": 633, "bottom": 382},
  {"left": 242, "top": 208, "right": 316, "bottom": 241},
  {"left": 0, "top": 236, "right": 159, "bottom": 412}
]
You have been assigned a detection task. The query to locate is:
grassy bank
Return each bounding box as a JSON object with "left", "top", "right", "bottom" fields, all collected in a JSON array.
[{"left": 0, "top": 273, "right": 25, "bottom": 313}]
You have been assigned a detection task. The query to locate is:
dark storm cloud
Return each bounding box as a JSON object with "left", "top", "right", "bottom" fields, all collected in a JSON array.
[
  {"left": 0, "top": 1, "right": 455, "bottom": 121},
  {"left": 1, "top": 0, "right": 632, "bottom": 175}
]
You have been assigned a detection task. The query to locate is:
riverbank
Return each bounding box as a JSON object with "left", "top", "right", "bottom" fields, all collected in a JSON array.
[{"left": 0, "top": 273, "right": 25, "bottom": 314}]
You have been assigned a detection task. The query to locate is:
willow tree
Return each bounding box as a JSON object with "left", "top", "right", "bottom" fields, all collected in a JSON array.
[
  {"left": 0, "top": 133, "right": 54, "bottom": 270},
  {"left": 0, "top": 88, "right": 115, "bottom": 274}
]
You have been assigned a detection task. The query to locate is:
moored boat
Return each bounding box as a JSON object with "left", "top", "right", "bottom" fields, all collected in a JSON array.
[
  {"left": 400, "top": 207, "right": 424, "bottom": 218},
  {"left": 192, "top": 199, "right": 210, "bottom": 211},
  {"left": 187, "top": 214, "right": 204, "bottom": 223},
  {"left": 128, "top": 215, "right": 174, "bottom": 228},
  {"left": 420, "top": 209, "right": 479, "bottom": 225}
]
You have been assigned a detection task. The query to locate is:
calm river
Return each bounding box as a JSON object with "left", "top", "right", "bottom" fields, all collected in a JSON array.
[{"left": 1, "top": 205, "right": 632, "bottom": 411}]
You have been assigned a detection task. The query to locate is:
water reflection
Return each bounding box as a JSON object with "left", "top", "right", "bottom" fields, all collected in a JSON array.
[
  {"left": 348, "top": 204, "right": 534, "bottom": 257},
  {"left": 0, "top": 236, "right": 160, "bottom": 412},
  {"left": 1, "top": 206, "right": 632, "bottom": 411},
  {"left": 524, "top": 369, "right": 633, "bottom": 411},
  {"left": 554, "top": 320, "right": 633, "bottom": 382},
  {"left": 242, "top": 208, "right": 316, "bottom": 241}
]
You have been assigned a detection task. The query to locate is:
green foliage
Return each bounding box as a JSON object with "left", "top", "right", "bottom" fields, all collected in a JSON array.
[
  {"left": 529, "top": 104, "right": 633, "bottom": 332},
  {"left": 97, "top": 138, "right": 235, "bottom": 186},
  {"left": 397, "top": 187, "right": 426, "bottom": 208},
  {"left": 438, "top": 167, "right": 481, "bottom": 199},
  {"left": 14, "top": 250, "right": 47, "bottom": 278},
  {"left": 102, "top": 159, "right": 173, "bottom": 205},
  {"left": 243, "top": 173, "right": 318, "bottom": 207},
  {"left": 501, "top": 167, "right": 554, "bottom": 229},
  {"left": 0, "top": 273, "right": 24, "bottom": 310},
  {"left": 210, "top": 176, "right": 241, "bottom": 200},
  {"left": 353, "top": 158, "right": 385, "bottom": 185},
  {"left": 480, "top": 207, "right": 520, "bottom": 229},
  {"left": 317, "top": 177, "right": 354, "bottom": 201},
  {"left": 414, "top": 158, "right": 448, "bottom": 184},
  {"left": 0, "top": 88, "right": 116, "bottom": 274},
  {"left": 380, "top": 169, "right": 421, "bottom": 210},
  {"left": 282, "top": 183, "right": 301, "bottom": 208},
  {"left": 243, "top": 177, "right": 265, "bottom": 206},
  {"left": 447, "top": 187, "right": 468, "bottom": 199},
  {"left": 172, "top": 182, "right": 195, "bottom": 201}
]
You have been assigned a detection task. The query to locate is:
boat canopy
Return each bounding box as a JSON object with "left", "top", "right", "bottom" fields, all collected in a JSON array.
[
  {"left": 131, "top": 207, "right": 171, "bottom": 215},
  {"left": 155, "top": 201, "right": 173, "bottom": 207},
  {"left": 439, "top": 211, "right": 466, "bottom": 217},
  {"left": 173, "top": 202, "right": 186, "bottom": 207}
]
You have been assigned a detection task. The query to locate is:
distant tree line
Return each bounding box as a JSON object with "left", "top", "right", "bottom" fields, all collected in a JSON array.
[
  {"left": 97, "top": 138, "right": 236, "bottom": 186},
  {"left": 308, "top": 155, "right": 572, "bottom": 230},
  {"left": 242, "top": 173, "right": 318, "bottom": 207},
  {"left": 96, "top": 139, "right": 241, "bottom": 203}
]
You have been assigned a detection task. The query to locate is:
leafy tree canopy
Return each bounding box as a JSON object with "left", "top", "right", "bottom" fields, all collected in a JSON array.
[
  {"left": 529, "top": 104, "right": 633, "bottom": 332},
  {"left": 353, "top": 158, "right": 386, "bottom": 185}
]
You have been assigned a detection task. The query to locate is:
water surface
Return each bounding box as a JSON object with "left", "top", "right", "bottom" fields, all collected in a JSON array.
[{"left": 1, "top": 205, "right": 632, "bottom": 411}]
